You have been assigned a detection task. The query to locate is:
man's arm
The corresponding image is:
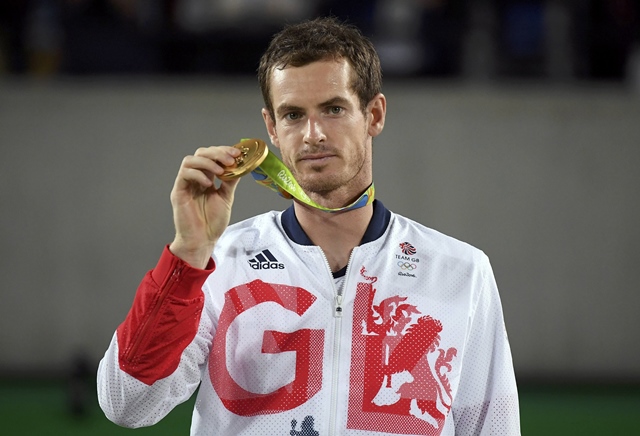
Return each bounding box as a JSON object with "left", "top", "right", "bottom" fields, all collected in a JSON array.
[
  {"left": 97, "top": 246, "right": 214, "bottom": 427},
  {"left": 452, "top": 255, "right": 521, "bottom": 435},
  {"left": 97, "top": 145, "right": 242, "bottom": 427},
  {"left": 116, "top": 245, "right": 212, "bottom": 385}
]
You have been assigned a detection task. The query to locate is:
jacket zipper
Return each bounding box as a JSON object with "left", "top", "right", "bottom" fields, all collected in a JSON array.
[
  {"left": 124, "top": 264, "right": 184, "bottom": 362},
  {"left": 326, "top": 248, "right": 356, "bottom": 436}
]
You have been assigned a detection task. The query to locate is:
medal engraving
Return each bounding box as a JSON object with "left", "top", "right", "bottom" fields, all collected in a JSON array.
[{"left": 219, "top": 138, "right": 269, "bottom": 180}]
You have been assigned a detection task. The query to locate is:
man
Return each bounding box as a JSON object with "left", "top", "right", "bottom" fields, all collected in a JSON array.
[{"left": 98, "top": 17, "right": 520, "bottom": 435}]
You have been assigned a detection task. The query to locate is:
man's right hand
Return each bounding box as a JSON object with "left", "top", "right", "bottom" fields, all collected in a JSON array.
[{"left": 168, "top": 145, "right": 242, "bottom": 268}]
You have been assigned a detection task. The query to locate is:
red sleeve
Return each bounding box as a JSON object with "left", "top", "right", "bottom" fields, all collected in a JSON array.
[{"left": 116, "top": 245, "right": 214, "bottom": 385}]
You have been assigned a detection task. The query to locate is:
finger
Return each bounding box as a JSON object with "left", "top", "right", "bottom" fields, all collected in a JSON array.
[
  {"left": 174, "top": 146, "right": 243, "bottom": 194},
  {"left": 177, "top": 167, "right": 215, "bottom": 190},
  {"left": 180, "top": 154, "right": 223, "bottom": 176},
  {"left": 194, "top": 146, "right": 241, "bottom": 172}
]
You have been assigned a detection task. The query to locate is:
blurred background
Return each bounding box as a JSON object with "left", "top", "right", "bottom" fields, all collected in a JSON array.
[{"left": 1, "top": 0, "right": 640, "bottom": 434}]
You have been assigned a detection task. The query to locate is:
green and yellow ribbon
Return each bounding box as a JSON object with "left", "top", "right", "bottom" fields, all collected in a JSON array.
[{"left": 249, "top": 145, "right": 375, "bottom": 213}]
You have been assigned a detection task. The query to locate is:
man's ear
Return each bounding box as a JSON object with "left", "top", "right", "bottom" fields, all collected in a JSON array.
[
  {"left": 367, "top": 93, "right": 386, "bottom": 138},
  {"left": 262, "top": 108, "right": 280, "bottom": 148}
]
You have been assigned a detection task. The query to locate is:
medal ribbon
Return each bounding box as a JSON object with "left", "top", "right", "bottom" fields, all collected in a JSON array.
[{"left": 249, "top": 147, "right": 375, "bottom": 212}]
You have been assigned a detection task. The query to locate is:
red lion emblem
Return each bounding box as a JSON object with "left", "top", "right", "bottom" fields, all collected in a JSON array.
[{"left": 348, "top": 268, "right": 456, "bottom": 434}]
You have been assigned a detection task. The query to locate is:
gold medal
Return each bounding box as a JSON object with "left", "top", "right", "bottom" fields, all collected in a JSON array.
[{"left": 219, "top": 138, "right": 269, "bottom": 180}]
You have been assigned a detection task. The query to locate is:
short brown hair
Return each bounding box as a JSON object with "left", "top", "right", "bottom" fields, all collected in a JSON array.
[{"left": 258, "top": 16, "right": 382, "bottom": 120}]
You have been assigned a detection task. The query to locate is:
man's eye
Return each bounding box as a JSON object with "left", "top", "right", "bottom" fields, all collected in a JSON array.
[
  {"left": 329, "top": 107, "right": 342, "bottom": 115},
  {"left": 285, "top": 112, "right": 301, "bottom": 121}
]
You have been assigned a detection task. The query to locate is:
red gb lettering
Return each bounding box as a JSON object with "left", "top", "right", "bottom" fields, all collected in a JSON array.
[{"left": 210, "top": 280, "right": 324, "bottom": 416}]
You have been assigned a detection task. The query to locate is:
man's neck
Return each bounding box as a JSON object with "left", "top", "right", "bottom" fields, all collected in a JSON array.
[{"left": 293, "top": 201, "right": 374, "bottom": 272}]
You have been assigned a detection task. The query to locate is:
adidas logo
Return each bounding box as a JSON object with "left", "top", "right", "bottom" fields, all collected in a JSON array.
[{"left": 248, "top": 249, "right": 285, "bottom": 270}]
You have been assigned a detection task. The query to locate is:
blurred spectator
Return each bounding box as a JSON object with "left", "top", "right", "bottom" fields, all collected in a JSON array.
[
  {"left": 0, "top": 0, "right": 33, "bottom": 74},
  {"left": 496, "top": 0, "right": 546, "bottom": 77},
  {"left": 162, "top": 0, "right": 319, "bottom": 74},
  {"left": 67, "top": 351, "right": 93, "bottom": 417},
  {"left": 60, "top": 0, "right": 162, "bottom": 75},
  {"left": 1, "top": 0, "right": 638, "bottom": 80},
  {"left": 27, "top": 0, "right": 63, "bottom": 76},
  {"left": 584, "top": 0, "right": 639, "bottom": 80},
  {"left": 317, "top": 0, "right": 377, "bottom": 36},
  {"left": 370, "top": 0, "right": 468, "bottom": 77},
  {"left": 544, "top": 0, "right": 573, "bottom": 81},
  {"left": 173, "top": 0, "right": 316, "bottom": 33},
  {"left": 461, "top": 1, "right": 498, "bottom": 81}
]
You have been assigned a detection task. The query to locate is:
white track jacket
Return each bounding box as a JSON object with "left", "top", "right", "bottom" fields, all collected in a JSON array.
[{"left": 98, "top": 201, "right": 520, "bottom": 435}]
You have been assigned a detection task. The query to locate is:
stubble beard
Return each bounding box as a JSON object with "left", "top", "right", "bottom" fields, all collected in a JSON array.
[
  {"left": 289, "top": 154, "right": 369, "bottom": 204},
  {"left": 295, "top": 165, "right": 341, "bottom": 194}
]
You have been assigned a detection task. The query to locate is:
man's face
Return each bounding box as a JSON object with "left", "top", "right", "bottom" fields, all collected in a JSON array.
[{"left": 262, "top": 59, "right": 385, "bottom": 206}]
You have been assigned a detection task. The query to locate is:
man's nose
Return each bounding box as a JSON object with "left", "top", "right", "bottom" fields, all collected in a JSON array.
[{"left": 303, "top": 116, "right": 326, "bottom": 144}]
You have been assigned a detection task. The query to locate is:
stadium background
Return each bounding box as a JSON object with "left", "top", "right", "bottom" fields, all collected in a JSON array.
[{"left": 1, "top": 1, "right": 639, "bottom": 434}]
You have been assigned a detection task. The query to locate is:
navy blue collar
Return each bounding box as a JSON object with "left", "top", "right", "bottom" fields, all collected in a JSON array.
[{"left": 281, "top": 200, "right": 391, "bottom": 277}]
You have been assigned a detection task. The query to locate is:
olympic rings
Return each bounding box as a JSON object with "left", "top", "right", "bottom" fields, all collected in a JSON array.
[{"left": 397, "top": 261, "right": 417, "bottom": 270}]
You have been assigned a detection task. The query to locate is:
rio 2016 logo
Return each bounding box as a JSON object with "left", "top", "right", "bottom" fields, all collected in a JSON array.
[{"left": 277, "top": 170, "right": 298, "bottom": 192}]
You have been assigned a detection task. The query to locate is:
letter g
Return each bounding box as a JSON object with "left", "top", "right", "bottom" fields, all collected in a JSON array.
[{"left": 210, "top": 280, "right": 324, "bottom": 415}]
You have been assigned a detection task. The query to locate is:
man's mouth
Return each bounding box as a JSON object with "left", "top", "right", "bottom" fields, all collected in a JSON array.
[{"left": 299, "top": 152, "right": 336, "bottom": 163}]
